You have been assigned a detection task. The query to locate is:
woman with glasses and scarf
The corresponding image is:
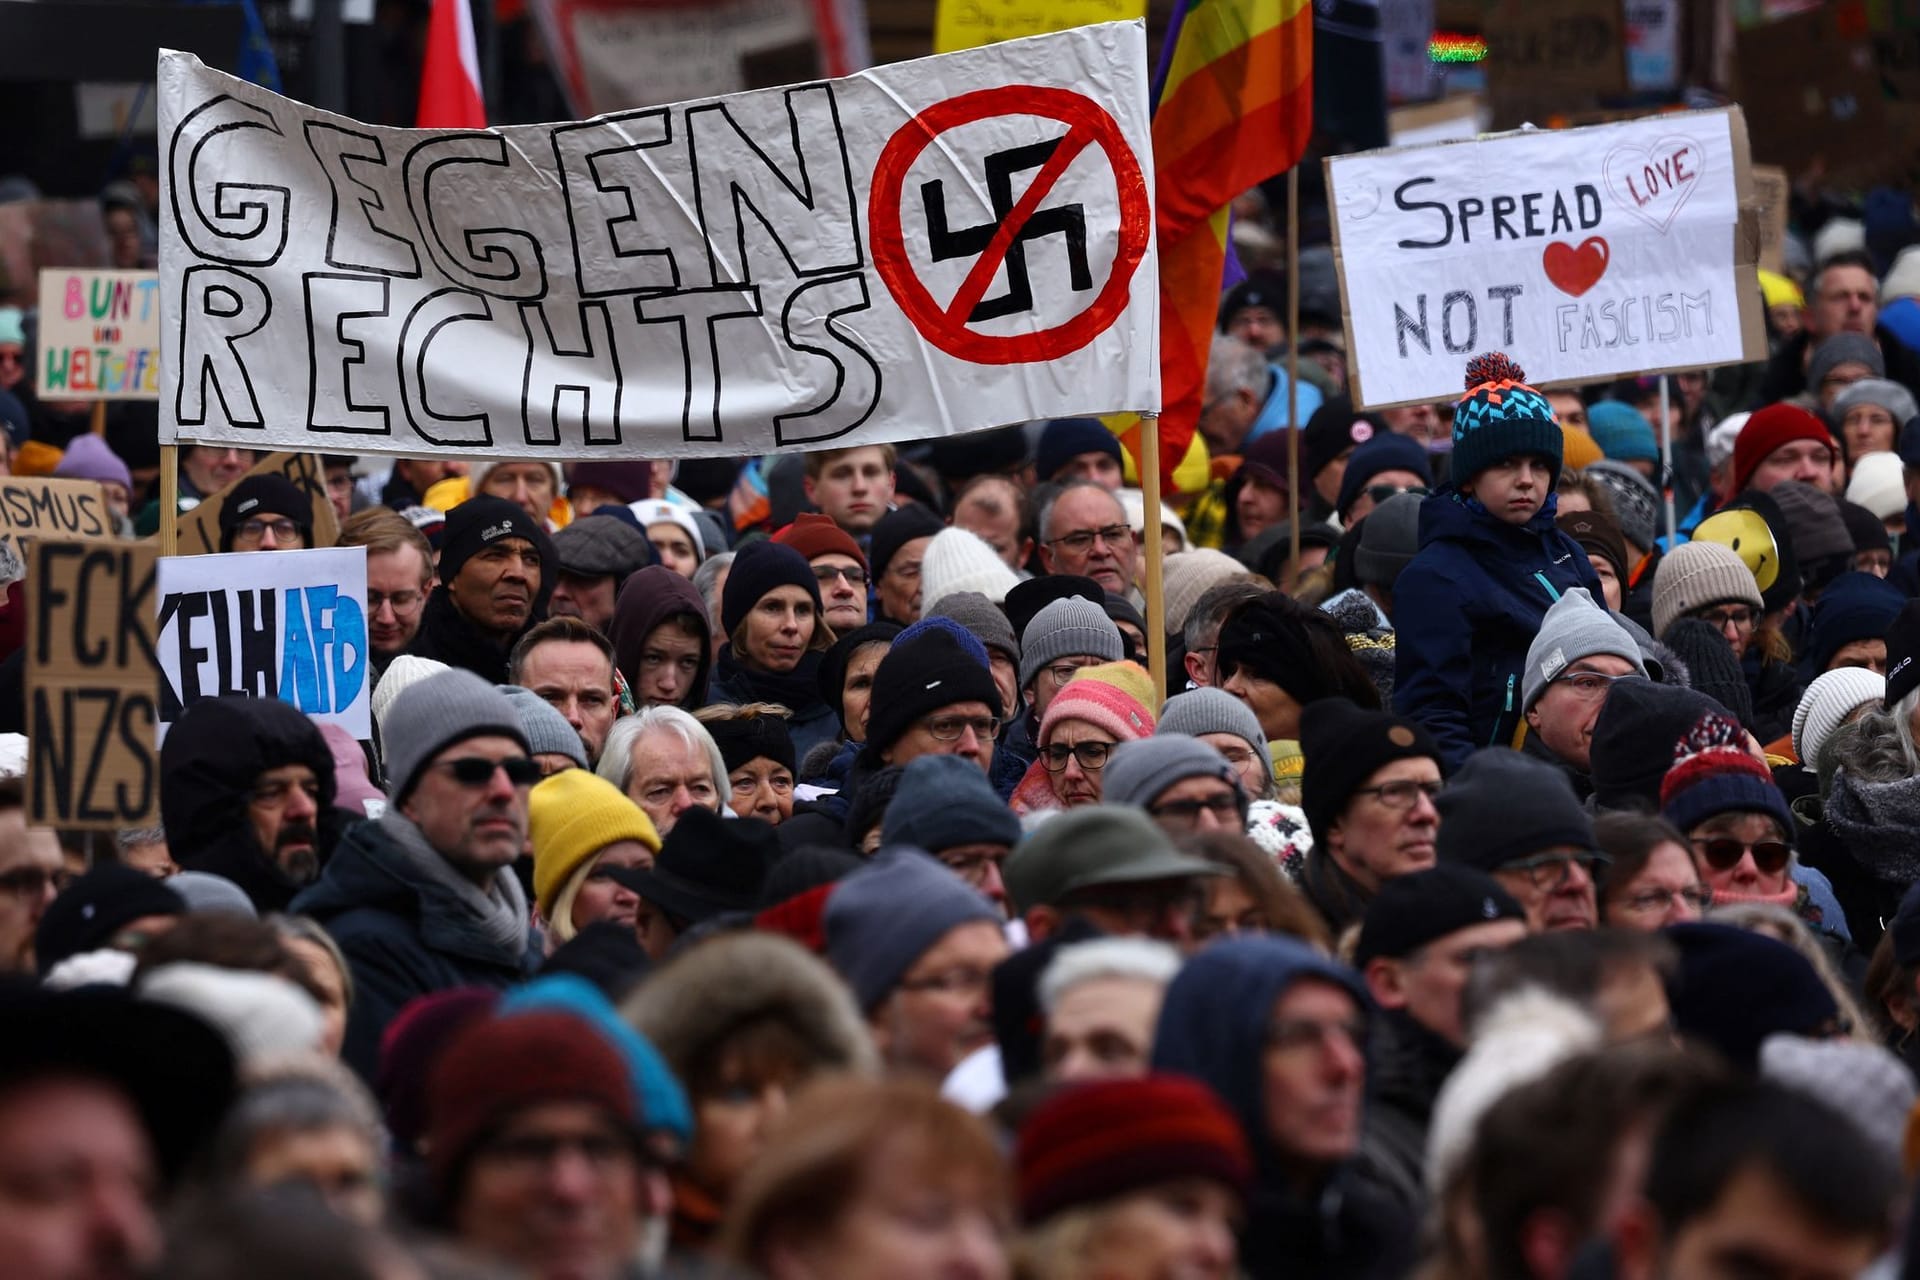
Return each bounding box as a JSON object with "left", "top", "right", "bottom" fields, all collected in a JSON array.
[{"left": 1010, "top": 661, "right": 1157, "bottom": 819}]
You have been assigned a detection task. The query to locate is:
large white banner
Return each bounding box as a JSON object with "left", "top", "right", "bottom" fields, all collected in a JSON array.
[
  {"left": 156, "top": 23, "right": 1159, "bottom": 459},
  {"left": 1326, "top": 108, "right": 1766, "bottom": 409},
  {"left": 154, "top": 546, "right": 371, "bottom": 744}
]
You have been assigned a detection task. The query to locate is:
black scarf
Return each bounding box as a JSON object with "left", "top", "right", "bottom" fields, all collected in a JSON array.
[{"left": 714, "top": 644, "right": 827, "bottom": 715}]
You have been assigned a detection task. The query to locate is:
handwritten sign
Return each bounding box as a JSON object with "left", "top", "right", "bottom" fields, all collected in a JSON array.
[
  {"left": 1326, "top": 107, "right": 1767, "bottom": 409},
  {"left": 1751, "top": 164, "right": 1789, "bottom": 276},
  {"left": 175, "top": 451, "right": 341, "bottom": 556},
  {"left": 156, "top": 24, "right": 1159, "bottom": 461},
  {"left": 35, "top": 269, "right": 162, "bottom": 401},
  {"left": 28, "top": 539, "right": 162, "bottom": 828},
  {"left": 155, "top": 546, "right": 371, "bottom": 744},
  {"left": 934, "top": 0, "right": 1146, "bottom": 53},
  {"left": 0, "top": 478, "right": 115, "bottom": 542},
  {"left": 1484, "top": 0, "right": 1627, "bottom": 130}
]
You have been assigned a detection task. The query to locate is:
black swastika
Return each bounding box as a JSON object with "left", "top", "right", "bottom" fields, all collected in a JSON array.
[{"left": 920, "top": 136, "right": 1093, "bottom": 323}]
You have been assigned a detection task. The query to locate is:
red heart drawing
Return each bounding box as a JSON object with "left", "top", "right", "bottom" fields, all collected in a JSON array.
[{"left": 1543, "top": 237, "right": 1609, "bottom": 297}]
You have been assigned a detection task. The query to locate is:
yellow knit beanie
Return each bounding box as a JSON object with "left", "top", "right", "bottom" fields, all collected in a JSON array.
[{"left": 529, "top": 769, "right": 660, "bottom": 920}]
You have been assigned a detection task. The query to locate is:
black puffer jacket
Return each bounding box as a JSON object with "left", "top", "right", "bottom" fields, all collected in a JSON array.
[{"left": 159, "top": 694, "right": 355, "bottom": 913}]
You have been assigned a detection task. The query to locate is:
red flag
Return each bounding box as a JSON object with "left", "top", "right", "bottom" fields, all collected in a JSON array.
[{"left": 417, "top": 0, "right": 486, "bottom": 129}]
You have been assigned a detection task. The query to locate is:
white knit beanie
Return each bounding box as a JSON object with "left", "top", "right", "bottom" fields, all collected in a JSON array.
[
  {"left": 1425, "top": 988, "right": 1601, "bottom": 1192},
  {"left": 1116, "top": 487, "right": 1189, "bottom": 552},
  {"left": 372, "top": 654, "right": 450, "bottom": 741},
  {"left": 1706, "top": 413, "right": 1749, "bottom": 472},
  {"left": 1162, "top": 549, "right": 1250, "bottom": 636},
  {"left": 1791, "top": 666, "right": 1886, "bottom": 773},
  {"left": 630, "top": 499, "right": 706, "bottom": 559},
  {"left": 1812, "top": 217, "right": 1866, "bottom": 267},
  {"left": 1846, "top": 451, "right": 1907, "bottom": 520},
  {"left": 1883, "top": 244, "right": 1920, "bottom": 304},
  {"left": 466, "top": 457, "right": 563, "bottom": 499},
  {"left": 920, "top": 526, "right": 1021, "bottom": 607},
  {"left": 139, "top": 963, "right": 326, "bottom": 1065},
  {"left": 1651, "top": 540, "right": 1766, "bottom": 640}
]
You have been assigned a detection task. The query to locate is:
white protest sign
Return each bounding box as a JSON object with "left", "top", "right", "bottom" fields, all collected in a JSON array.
[
  {"left": 153, "top": 546, "right": 371, "bottom": 744},
  {"left": 156, "top": 23, "right": 1159, "bottom": 460},
  {"left": 1326, "top": 108, "right": 1767, "bottom": 409},
  {"left": 36, "top": 269, "right": 162, "bottom": 400}
]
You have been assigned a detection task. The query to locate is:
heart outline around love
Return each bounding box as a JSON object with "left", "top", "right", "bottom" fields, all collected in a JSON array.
[
  {"left": 1602, "top": 136, "right": 1706, "bottom": 234},
  {"left": 1543, "top": 237, "right": 1609, "bottom": 297}
]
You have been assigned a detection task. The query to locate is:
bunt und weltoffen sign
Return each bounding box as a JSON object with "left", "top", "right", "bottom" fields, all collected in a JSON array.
[
  {"left": 156, "top": 22, "right": 1159, "bottom": 460},
  {"left": 1326, "top": 107, "right": 1767, "bottom": 409}
]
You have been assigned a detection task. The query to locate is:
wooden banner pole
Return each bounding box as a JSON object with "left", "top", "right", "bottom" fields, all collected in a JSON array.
[
  {"left": 1285, "top": 168, "right": 1302, "bottom": 587},
  {"left": 159, "top": 444, "right": 178, "bottom": 557},
  {"left": 1142, "top": 412, "right": 1167, "bottom": 706}
]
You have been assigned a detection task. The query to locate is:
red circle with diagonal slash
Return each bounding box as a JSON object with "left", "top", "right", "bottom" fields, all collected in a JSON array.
[{"left": 869, "top": 85, "right": 1151, "bottom": 366}]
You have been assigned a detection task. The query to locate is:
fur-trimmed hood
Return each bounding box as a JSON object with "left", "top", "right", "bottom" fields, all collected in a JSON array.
[{"left": 620, "top": 930, "right": 878, "bottom": 1082}]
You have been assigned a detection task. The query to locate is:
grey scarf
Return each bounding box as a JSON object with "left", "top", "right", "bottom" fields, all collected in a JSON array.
[
  {"left": 1824, "top": 770, "right": 1920, "bottom": 888},
  {"left": 375, "top": 808, "right": 530, "bottom": 963}
]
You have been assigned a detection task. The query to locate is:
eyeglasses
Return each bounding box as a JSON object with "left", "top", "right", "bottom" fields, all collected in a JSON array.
[
  {"left": 921, "top": 713, "right": 1000, "bottom": 742},
  {"left": 1042, "top": 741, "right": 1113, "bottom": 772},
  {"left": 368, "top": 589, "right": 424, "bottom": 614},
  {"left": 1365, "top": 483, "right": 1428, "bottom": 504},
  {"left": 1550, "top": 670, "right": 1637, "bottom": 700},
  {"left": 1502, "top": 851, "right": 1609, "bottom": 890},
  {"left": 897, "top": 966, "right": 994, "bottom": 996},
  {"left": 938, "top": 849, "right": 1004, "bottom": 885},
  {"left": 1047, "top": 524, "right": 1134, "bottom": 555},
  {"left": 1044, "top": 661, "right": 1097, "bottom": 688},
  {"left": 1620, "top": 886, "right": 1715, "bottom": 915},
  {"left": 1350, "top": 779, "right": 1442, "bottom": 810},
  {"left": 236, "top": 517, "right": 302, "bottom": 542},
  {"left": 475, "top": 1129, "right": 638, "bottom": 1174},
  {"left": 0, "top": 865, "right": 70, "bottom": 898},
  {"left": 432, "top": 756, "right": 543, "bottom": 787},
  {"left": 1693, "top": 836, "right": 1791, "bottom": 876},
  {"left": 1695, "top": 605, "right": 1757, "bottom": 631},
  {"left": 813, "top": 564, "right": 868, "bottom": 587},
  {"left": 1149, "top": 792, "right": 1243, "bottom": 824}
]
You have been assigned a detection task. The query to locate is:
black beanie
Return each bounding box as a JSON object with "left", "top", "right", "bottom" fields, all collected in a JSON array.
[
  {"left": 1659, "top": 619, "right": 1756, "bottom": 729},
  {"left": 1218, "top": 594, "right": 1367, "bottom": 709},
  {"left": 867, "top": 504, "right": 944, "bottom": 581},
  {"left": 218, "top": 474, "right": 310, "bottom": 551},
  {"left": 862, "top": 626, "right": 1001, "bottom": 759},
  {"left": 35, "top": 865, "right": 186, "bottom": 973},
  {"left": 721, "top": 540, "right": 823, "bottom": 637},
  {"left": 1886, "top": 599, "right": 1920, "bottom": 709},
  {"left": 1302, "top": 397, "right": 1383, "bottom": 483},
  {"left": 1435, "top": 748, "right": 1595, "bottom": 872},
  {"left": 437, "top": 495, "right": 550, "bottom": 585},
  {"left": 706, "top": 713, "right": 797, "bottom": 776},
  {"left": 1839, "top": 500, "right": 1892, "bottom": 555},
  {"left": 1588, "top": 680, "right": 1726, "bottom": 811},
  {"left": 1664, "top": 922, "right": 1838, "bottom": 1071},
  {"left": 1355, "top": 864, "right": 1524, "bottom": 967},
  {"left": 1298, "top": 698, "right": 1441, "bottom": 847}
]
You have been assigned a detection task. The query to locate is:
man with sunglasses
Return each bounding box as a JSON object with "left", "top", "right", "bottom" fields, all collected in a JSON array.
[
  {"left": 1437, "top": 749, "right": 1603, "bottom": 933},
  {"left": 1333, "top": 432, "right": 1432, "bottom": 528},
  {"left": 294, "top": 669, "right": 540, "bottom": 1079},
  {"left": 1519, "top": 588, "right": 1649, "bottom": 794}
]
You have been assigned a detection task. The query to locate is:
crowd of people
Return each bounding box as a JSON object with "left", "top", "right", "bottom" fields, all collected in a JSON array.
[{"left": 8, "top": 171, "right": 1920, "bottom": 1280}]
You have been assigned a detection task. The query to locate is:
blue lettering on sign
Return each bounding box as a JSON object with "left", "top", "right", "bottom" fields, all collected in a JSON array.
[{"left": 276, "top": 585, "right": 368, "bottom": 714}]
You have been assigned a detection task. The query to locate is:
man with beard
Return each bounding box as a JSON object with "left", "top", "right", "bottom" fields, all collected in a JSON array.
[{"left": 159, "top": 695, "right": 355, "bottom": 914}]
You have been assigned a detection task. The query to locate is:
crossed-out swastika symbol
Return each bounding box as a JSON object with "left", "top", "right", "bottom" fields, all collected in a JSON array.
[{"left": 921, "top": 137, "right": 1092, "bottom": 323}]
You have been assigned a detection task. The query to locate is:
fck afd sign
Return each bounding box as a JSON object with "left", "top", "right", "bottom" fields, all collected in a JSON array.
[
  {"left": 156, "top": 22, "right": 1159, "bottom": 461},
  {"left": 1326, "top": 108, "right": 1768, "bottom": 408}
]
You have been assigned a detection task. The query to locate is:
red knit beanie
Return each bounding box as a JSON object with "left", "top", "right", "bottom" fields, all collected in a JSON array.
[
  {"left": 1729, "top": 404, "right": 1835, "bottom": 496},
  {"left": 774, "top": 512, "right": 868, "bottom": 573},
  {"left": 426, "top": 1010, "right": 636, "bottom": 1194},
  {"left": 1016, "top": 1075, "right": 1253, "bottom": 1223}
]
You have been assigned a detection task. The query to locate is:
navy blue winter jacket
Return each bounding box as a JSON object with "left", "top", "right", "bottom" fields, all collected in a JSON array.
[{"left": 1392, "top": 489, "right": 1600, "bottom": 771}]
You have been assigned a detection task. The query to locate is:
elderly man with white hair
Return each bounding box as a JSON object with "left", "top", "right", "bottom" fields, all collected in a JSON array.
[{"left": 596, "top": 705, "right": 726, "bottom": 837}]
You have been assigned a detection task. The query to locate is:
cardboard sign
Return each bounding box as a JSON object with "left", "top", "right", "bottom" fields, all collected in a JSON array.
[
  {"left": 1485, "top": 0, "right": 1628, "bottom": 130},
  {"left": 35, "top": 269, "right": 162, "bottom": 401},
  {"left": 175, "top": 451, "right": 341, "bottom": 557},
  {"left": 934, "top": 0, "right": 1147, "bottom": 53},
  {"left": 1736, "top": 9, "right": 1888, "bottom": 178},
  {"left": 0, "top": 477, "right": 116, "bottom": 542},
  {"left": 1325, "top": 107, "right": 1768, "bottom": 409},
  {"left": 27, "top": 539, "right": 162, "bottom": 829},
  {"left": 154, "top": 546, "right": 371, "bottom": 744},
  {"left": 156, "top": 23, "right": 1160, "bottom": 461},
  {"left": 531, "top": 0, "right": 820, "bottom": 114},
  {"left": 1751, "top": 164, "right": 1789, "bottom": 276}
]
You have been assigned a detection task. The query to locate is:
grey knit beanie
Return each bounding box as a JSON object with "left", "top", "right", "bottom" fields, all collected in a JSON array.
[
  {"left": 1651, "top": 540, "right": 1765, "bottom": 640},
  {"left": 881, "top": 754, "right": 1022, "bottom": 853},
  {"left": 929, "top": 591, "right": 1020, "bottom": 665},
  {"left": 1832, "top": 377, "right": 1920, "bottom": 431},
  {"left": 383, "top": 669, "right": 530, "bottom": 801},
  {"left": 498, "top": 685, "right": 588, "bottom": 770},
  {"left": 1162, "top": 550, "right": 1249, "bottom": 636},
  {"left": 1807, "top": 332, "right": 1886, "bottom": 392},
  {"left": 1102, "top": 736, "right": 1244, "bottom": 811},
  {"left": 1521, "top": 588, "right": 1647, "bottom": 712},
  {"left": 1156, "top": 687, "right": 1275, "bottom": 794},
  {"left": 824, "top": 850, "right": 1001, "bottom": 1011},
  {"left": 1017, "top": 595, "right": 1122, "bottom": 692}
]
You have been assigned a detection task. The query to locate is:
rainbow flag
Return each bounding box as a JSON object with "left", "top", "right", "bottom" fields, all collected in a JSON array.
[{"left": 1146, "top": 0, "right": 1313, "bottom": 486}]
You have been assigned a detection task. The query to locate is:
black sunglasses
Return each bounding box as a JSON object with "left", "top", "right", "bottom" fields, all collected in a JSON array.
[
  {"left": 1693, "top": 837, "right": 1791, "bottom": 876},
  {"left": 435, "top": 756, "right": 543, "bottom": 788}
]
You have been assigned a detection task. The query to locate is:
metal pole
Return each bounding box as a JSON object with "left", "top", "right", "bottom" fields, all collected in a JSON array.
[
  {"left": 1285, "top": 168, "right": 1302, "bottom": 587},
  {"left": 1142, "top": 413, "right": 1166, "bottom": 705},
  {"left": 1659, "top": 374, "right": 1676, "bottom": 543}
]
